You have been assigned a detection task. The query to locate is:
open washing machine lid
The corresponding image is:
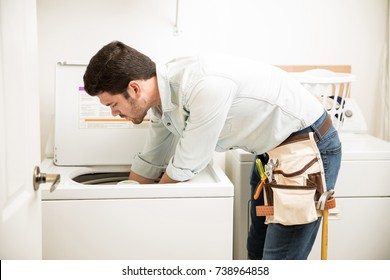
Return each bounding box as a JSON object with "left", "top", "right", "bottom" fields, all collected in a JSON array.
[{"left": 54, "top": 62, "right": 149, "bottom": 166}]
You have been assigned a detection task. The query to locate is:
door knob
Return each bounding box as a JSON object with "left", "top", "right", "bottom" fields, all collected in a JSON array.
[{"left": 33, "top": 166, "right": 60, "bottom": 192}]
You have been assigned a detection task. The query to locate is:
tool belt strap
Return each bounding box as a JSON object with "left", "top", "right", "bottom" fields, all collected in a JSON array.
[{"left": 256, "top": 197, "right": 336, "bottom": 217}]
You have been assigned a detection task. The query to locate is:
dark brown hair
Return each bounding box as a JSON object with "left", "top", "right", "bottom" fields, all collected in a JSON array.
[{"left": 83, "top": 41, "right": 156, "bottom": 96}]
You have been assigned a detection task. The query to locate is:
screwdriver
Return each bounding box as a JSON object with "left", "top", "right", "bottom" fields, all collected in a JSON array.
[{"left": 253, "top": 158, "right": 267, "bottom": 200}]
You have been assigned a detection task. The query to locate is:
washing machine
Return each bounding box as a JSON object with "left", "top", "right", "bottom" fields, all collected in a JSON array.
[
  {"left": 225, "top": 98, "right": 390, "bottom": 260},
  {"left": 40, "top": 62, "right": 234, "bottom": 260}
]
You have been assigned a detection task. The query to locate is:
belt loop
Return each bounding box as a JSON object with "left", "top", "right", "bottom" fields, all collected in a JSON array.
[{"left": 311, "top": 112, "right": 331, "bottom": 142}]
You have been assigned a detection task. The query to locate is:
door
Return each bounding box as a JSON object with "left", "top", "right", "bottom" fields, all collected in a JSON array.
[{"left": 0, "top": 0, "right": 42, "bottom": 259}]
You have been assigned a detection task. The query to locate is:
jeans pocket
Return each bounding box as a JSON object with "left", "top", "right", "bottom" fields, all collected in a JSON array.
[{"left": 318, "top": 133, "right": 342, "bottom": 189}]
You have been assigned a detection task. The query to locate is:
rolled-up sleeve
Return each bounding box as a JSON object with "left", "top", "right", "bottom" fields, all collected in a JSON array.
[{"left": 131, "top": 114, "right": 178, "bottom": 180}]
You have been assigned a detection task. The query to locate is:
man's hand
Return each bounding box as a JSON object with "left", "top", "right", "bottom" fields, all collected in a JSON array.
[
  {"left": 128, "top": 172, "right": 156, "bottom": 184},
  {"left": 158, "top": 172, "right": 179, "bottom": 184}
]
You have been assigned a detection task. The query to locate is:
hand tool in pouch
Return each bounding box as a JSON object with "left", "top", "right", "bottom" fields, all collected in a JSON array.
[
  {"left": 318, "top": 189, "right": 335, "bottom": 260},
  {"left": 253, "top": 159, "right": 267, "bottom": 200}
]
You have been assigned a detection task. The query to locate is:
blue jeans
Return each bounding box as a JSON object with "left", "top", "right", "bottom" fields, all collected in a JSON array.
[{"left": 247, "top": 112, "right": 342, "bottom": 260}]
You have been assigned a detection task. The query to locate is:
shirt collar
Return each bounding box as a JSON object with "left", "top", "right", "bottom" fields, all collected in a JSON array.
[{"left": 155, "top": 64, "right": 176, "bottom": 114}]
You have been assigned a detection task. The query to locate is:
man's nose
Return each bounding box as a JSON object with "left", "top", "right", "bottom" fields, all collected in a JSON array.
[{"left": 111, "top": 107, "right": 120, "bottom": 117}]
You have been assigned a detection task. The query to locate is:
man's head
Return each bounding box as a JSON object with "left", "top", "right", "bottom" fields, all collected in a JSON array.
[
  {"left": 83, "top": 40, "right": 156, "bottom": 96},
  {"left": 83, "top": 41, "right": 158, "bottom": 124}
]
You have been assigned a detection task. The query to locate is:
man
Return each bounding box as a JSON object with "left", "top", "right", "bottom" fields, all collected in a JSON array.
[{"left": 83, "top": 40, "right": 342, "bottom": 259}]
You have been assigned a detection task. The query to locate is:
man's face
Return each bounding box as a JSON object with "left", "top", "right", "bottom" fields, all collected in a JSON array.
[{"left": 98, "top": 91, "right": 148, "bottom": 125}]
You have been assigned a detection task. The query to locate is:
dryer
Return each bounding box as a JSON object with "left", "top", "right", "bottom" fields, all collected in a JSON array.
[
  {"left": 225, "top": 99, "right": 390, "bottom": 260},
  {"left": 40, "top": 62, "right": 234, "bottom": 260},
  {"left": 308, "top": 132, "right": 390, "bottom": 259}
]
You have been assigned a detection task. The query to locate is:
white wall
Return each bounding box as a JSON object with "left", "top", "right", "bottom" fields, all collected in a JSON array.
[{"left": 37, "top": 0, "right": 388, "bottom": 159}]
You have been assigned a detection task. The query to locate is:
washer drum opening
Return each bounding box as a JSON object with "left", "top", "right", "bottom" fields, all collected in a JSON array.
[{"left": 72, "top": 172, "right": 129, "bottom": 185}]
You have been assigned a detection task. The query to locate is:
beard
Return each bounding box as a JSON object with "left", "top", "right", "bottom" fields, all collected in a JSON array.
[
  {"left": 120, "top": 111, "right": 147, "bottom": 125},
  {"left": 121, "top": 96, "right": 149, "bottom": 125},
  {"left": 130, "top": 114, "right": 147, "bottom": 125}
]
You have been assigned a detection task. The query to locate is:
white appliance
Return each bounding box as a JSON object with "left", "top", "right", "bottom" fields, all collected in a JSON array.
[
  {"left": 225, "top": 98, "right": 390, "bottom": 260},
  {"left": 40, "top": 62, "right": 234, "bottom": 260}
]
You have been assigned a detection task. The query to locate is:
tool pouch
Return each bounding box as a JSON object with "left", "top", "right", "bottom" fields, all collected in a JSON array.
[{"left": 262, "top": 132, "right": 326, "bottom": 226}]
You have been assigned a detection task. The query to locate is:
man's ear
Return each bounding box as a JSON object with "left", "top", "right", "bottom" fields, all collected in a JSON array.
[{"left": 128, "top": 80, "right": 142, "bottom": 98}]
